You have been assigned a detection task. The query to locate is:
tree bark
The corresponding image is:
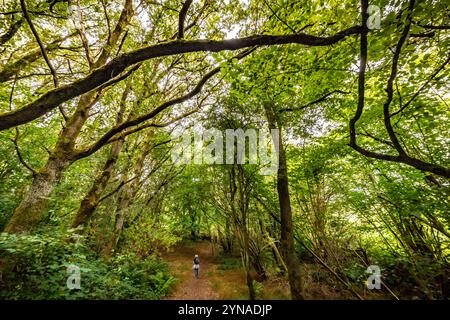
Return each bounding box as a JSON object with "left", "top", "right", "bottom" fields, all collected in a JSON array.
[
  {"left": 264, "top": 103, "right": 304, "bottom": 300},
  {"left": 257, "top": 209, "right": 288, "bottom": 273},
  {"left": 4, "top": 92, "right": 97, "bottom": 233},
  {"left": 0, "top": 17, "right": 23, "bottom": 46},
  {"left": 102, "top": 129, "right": 154, "bottom": 256},
  {"left": 71, "top": 85, "right": 131, "bottom": 228},
  {"left": 230, "top": 163, "right": 255, "bottom": 300},
  {"left": 0, "top": 26, "right": 362, "bottom": 130},
  {"left": 101, "top": 184, "right": 133, "bottom": 256},
  {"left": 72, "top": 139, "right": 125, "bottom": 229},
  {"left": 4, "top": 1, "right": 134, "bottom": 233},
  {"left": 0, "top": 32, "right": 77, "bottom": 83},
  {"left": 3, "top": 154, "right": 71, "bottom": 233}
]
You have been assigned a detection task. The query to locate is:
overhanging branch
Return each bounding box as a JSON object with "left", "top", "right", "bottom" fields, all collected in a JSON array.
[
  {"left": 279, "top": 89, "right": 350, "bottom": 113},
  {"left": 178, "top": 0, "right": 193, "bottom": 39},
  {"left": 20, "top": 0, "right": 59, "bottom": 88},
  {"left": 0, "top": 25, "right": 362, "bottom": 131},
  {"left": 348, "top": 0, "right": 450, "bottom": 178},
  {"left": 10, "top": 128, "right": 37, "bottom": 175}
]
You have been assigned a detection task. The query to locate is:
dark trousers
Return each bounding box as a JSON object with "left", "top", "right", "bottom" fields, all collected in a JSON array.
[{"left": 194, "top": 266, "right": 199, "bottom": 278}]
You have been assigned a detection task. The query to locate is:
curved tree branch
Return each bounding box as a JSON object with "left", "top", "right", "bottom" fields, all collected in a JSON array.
[
  {"left": 178, "top": 0, "right": 193, "bottom": 39},
  {"left": 20, "top": 0, "right": 59, "bottom": 88},
  {"left": 0, "top": 25, "right": 362, "bottom": 131},
  {"left": 10, "top": 128, "right": 38, "bottom": 175},
  {"left": 279, "top": 89, "right": 350, "bottom": 113},
  {"left": 74, "top": 47, "right": 255, "bottom": 159},
  {"left": 0, "top": 31, "right": 78, "bottom": 83},
  {"left": 418, "top": 24, "right": 450, "bottom": 30},
  {"left": 349, "top": 0, "right": 369, "bottom": 150},
  {"left": 75, "top": 66, "right": 219, "bottom": 159},
  {"left": 390, "top": 53, "right": 450, "bottom": 117},
  {"left": 382, "top": 0, "right": 415, "bottom": 156},
  {"left": 348, "top": 0, "right": 450, "bottom": 178},
  {"left": 0, "top": 17, "right": 23, "bottom": 46}
]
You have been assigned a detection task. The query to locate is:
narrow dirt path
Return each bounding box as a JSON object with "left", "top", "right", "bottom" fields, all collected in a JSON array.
[{"left": 164, "top": 241, "right": 220, "bottom": 300}]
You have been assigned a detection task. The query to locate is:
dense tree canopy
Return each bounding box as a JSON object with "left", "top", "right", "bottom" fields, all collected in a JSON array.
[{"left": 0, "top": 0, "right": 449, "bottom": 300}]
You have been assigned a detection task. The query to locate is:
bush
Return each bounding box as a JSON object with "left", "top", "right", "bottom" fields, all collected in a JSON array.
[
  {"left": 0, "top": 230, "right": 175, "bottom": 300},
  {"left": 216, "top": 256, "right": 241, "bottom": 271}
]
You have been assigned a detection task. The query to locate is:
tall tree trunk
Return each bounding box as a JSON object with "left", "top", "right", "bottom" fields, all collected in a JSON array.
[
  {"left": 102, "top": 129, "right": 154, "bottom": 256},
  {"left": 264, "top": 103, "right": 304, "bottom": 300},
  {"left": 257, "top": 210, "right": 288, "bottom": 273},
  {"left": 241, "top": 203, "right": 255, "bottom": 300},
  {"left": 71, "top": 86, "right": 131, "bottom": 229},
  {"left": 224, "top": 220, "right": 233, "bottom": 254},
  {"left": 4, "top": 154, "right": 71, "bottom": 233},
  {"left": 3, "top": 1, "right": 134, "bottom": 233},
  {"left": 190, "top": 210, "right": 198, "bottom": 240},
  {"left": 71, "top": 138, "right": 125, "bottom": 229},
  {"left": 102, "top": 185, "right": 134, "bottom": 256},
  {"left": 233, "top": 164, "right": 255, "bottom": 300},
  {"left": 4, "top": 92, "right": 97, "bottom": 233}
]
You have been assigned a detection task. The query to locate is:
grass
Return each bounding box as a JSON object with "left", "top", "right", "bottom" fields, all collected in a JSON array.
[
  {"left": 215, "top": 255, "right": 242, "bottom": 270},
  {"left": 209, "top": 269, "right": 248, "bottom": 299},
  {"left": 164, "top": 242, "right": 379, "bottom": 300},
  {"left": 209, "top": 253, "right": 292, "bottom": 300}
]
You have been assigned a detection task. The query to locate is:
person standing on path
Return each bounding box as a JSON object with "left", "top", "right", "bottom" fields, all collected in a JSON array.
[{"left": 193, "top": 254, "right": 200, "bottom": 279}]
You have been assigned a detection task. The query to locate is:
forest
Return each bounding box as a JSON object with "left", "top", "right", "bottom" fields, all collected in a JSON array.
[{"left": 0, "top": 0, "right": 449, "bottom": 301}]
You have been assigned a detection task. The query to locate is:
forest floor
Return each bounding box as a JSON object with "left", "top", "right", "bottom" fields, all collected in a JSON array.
[
  {"left": 162, "top": 240, "right": 291, "bottom": 300},
  {"left": 162, "top": 240, "right": 381, "bottom": 300},
  {"left": 163, "top": 240, "right": 220, "bottom": 300}
]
